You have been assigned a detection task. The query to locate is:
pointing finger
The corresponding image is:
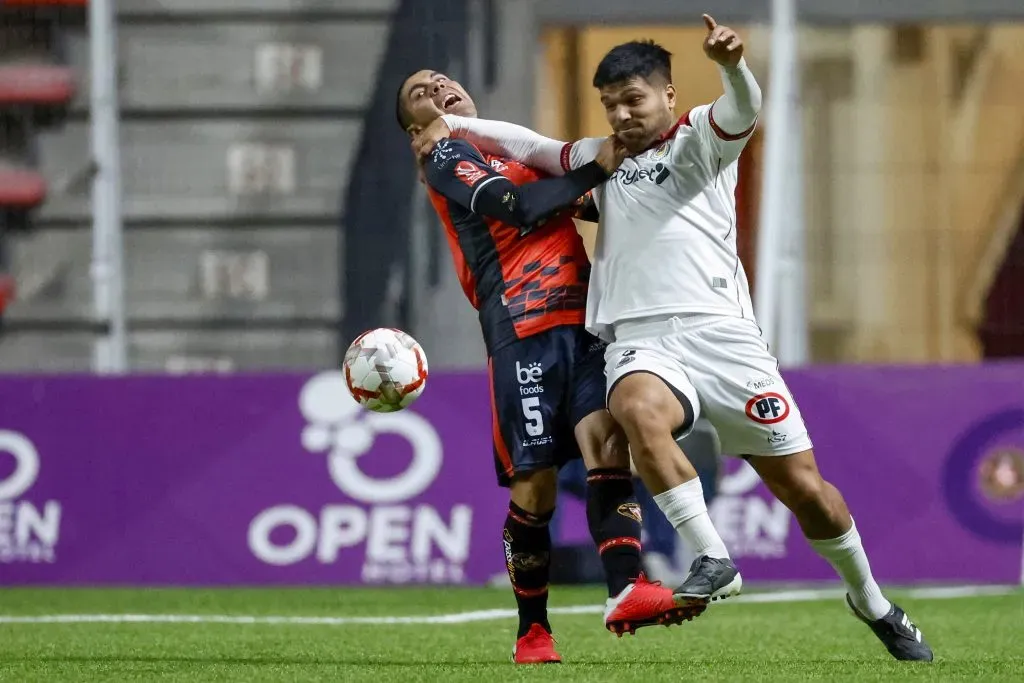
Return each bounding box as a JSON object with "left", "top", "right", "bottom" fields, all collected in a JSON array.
[{"left": 710, "top": 27, "right": 731, "bottom": 46}]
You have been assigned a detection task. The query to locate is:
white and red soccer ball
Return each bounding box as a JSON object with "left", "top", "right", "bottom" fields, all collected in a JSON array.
[{"left": 342, "top": 328, "right": 428, "bottom": 412}]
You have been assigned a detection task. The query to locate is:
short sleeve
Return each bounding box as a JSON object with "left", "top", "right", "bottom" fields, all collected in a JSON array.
[
  {"left": 684, "top": 103, "right": 756, "bottom": 167},
  {"left": 559, "top": 137, "right": 606, "bottom": 172},
  {"left": 423, "top": 138, "right": 506, "bottom": 212}
]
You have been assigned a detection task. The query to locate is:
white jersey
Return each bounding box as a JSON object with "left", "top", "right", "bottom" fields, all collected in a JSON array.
[{"left": 565, "top": 104, "right": 756, "bottom": 342}]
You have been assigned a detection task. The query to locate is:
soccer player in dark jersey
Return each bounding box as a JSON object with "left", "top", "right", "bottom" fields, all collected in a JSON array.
[{"left": 396, "top": 69, "right": 690, "bottom": 664}]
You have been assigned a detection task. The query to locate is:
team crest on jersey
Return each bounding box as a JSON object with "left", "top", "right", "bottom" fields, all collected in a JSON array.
[
  {"left": 455, "top": 160, "right": 488, "bottom": 187},
  {"left": 650, "top": 142, "right": 670, "bottom": 160}
]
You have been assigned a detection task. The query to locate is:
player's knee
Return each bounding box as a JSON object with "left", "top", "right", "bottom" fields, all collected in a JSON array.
[
  {"left": 610, "top": 396, "right": 672, "bottom": 457},
  {"left": 509, "top": 468, "right": 558, "bottom": 515},
  {"left": 595, "top": 423, "right": 630, "bottom": 470},
  {"left": 576, "top": 411, "right": 630, "bottom": 470}
]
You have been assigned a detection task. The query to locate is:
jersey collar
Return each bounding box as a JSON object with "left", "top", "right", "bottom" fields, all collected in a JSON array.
[{"left": 640, "top": 112, "right": 690, "bottom": 154}]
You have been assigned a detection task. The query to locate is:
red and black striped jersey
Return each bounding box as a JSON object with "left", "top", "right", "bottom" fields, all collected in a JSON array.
[{"left": 424, "top": 138, "right": 595, "bottom": 355}]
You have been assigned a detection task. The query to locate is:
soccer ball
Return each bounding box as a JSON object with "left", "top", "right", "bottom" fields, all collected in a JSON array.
[{"left": 343, "top": 328, "right": 429, "bottom": 412}]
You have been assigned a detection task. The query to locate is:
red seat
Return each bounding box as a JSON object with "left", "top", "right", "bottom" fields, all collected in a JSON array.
[
  {"left": 0, "top": 274, "right": 14, "bottom": 316},
  {"left": 0, "top": 1, "right": 87, "bottom": 6},
  {"left": 0, "top": 165, "right": 46, "bottom": 208},
  {"left": 0, "top": 63, "right": 74, "bottom": 106}
]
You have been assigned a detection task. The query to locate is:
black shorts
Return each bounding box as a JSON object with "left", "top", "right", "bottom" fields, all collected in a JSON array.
[{"left": 487, "top": 324, "right": 607, "bottom": 487}]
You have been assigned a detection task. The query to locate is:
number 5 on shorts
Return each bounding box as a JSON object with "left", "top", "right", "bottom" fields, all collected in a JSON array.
[{"left": 521, "top": 397, "right": 544, "bottom": 436}]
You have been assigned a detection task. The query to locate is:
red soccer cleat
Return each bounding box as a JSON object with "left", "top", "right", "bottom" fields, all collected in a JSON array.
[
  {"left": 603, "top": 574, "right": 703, "bottom": 636},
  {"left": 512, "top": 623, "right": 562, "bottom": 664}
]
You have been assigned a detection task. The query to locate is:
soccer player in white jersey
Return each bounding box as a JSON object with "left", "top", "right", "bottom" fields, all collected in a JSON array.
[{"left": 411, "top": 15, "right": 933, "bottom": 662}]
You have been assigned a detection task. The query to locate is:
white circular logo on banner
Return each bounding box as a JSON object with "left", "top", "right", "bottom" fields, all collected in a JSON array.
[
  {"left": 298, "top": 372, "right": 442, "bottom": 504},
  {"left": 0, "top": 430, "right": 40, "bottom": 501}
]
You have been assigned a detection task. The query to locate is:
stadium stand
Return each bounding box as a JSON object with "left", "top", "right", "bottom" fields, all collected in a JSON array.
[
  {"left": 0, "top": 0, "right": 80, "bottom": 321},
  {"left": 0, "top": 0, "right": 399, "bottom": 370}
]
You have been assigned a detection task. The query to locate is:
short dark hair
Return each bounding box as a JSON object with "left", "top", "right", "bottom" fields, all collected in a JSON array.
[
  {"left": 395, "top": 71, "right": 417, "bottom": 131},
  {"left": 592, "top": 40, "right": 673, "bottom": 89}
]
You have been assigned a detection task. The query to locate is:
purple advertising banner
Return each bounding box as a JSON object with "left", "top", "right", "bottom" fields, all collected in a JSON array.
[
  {"left": 718, "top": 363, "right": 1024, "bottom": 584},
  {"left": 0, "top": 364, "right": 1022, "bottom": 586},
  {"left": 0, "top": 372, "right": 506, "bottom": 585}
]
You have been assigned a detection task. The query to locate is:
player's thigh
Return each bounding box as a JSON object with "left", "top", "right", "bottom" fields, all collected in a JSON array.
[
  {"left": 487, "top": 330, "right": 574, "bottom": 486},
  {"left": 604, "top": 338, "right": 700, "bottom": 446},
  {"left": 567, "top": 331, "right": 630, "bottom": 470},
  {"left": 686, "top": 318, "right": 812, "bottom": 457}
]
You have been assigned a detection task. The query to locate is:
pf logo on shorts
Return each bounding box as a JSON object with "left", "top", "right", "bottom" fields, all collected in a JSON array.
[{"left": 745, "top": 392, "right": 791, "bottom": 424}]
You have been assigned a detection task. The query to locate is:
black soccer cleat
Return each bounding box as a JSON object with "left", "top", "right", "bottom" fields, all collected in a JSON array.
[
  {"left": 671, "top": 555, "right": 743, "bottom": 617},
  {"left": 846, "top": 595, "right": 934, "bottom": 662}
]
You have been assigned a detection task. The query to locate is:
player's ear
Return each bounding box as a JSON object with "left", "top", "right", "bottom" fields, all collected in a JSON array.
[
  {"left": 664, "top": 83, "right": 677, "bottom": 110},
  {"left": 406, "top": 123, "right": 423, "bottom": 137}
]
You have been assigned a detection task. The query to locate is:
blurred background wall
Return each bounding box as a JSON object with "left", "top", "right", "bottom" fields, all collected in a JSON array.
[
  {"left": 537, "top": 22, "right": 1024, "bottom": 365},
  {"left": 0, "top": 0, "right": 1022, "bottom": 372}
]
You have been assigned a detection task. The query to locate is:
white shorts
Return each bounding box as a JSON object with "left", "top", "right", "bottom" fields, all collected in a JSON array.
[{"left": 604, "top": 315, "right": 813, "bottom": 458}]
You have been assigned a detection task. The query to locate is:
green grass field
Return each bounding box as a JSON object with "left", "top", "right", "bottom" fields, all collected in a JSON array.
[{"left": 0, "top": 586, "right": 1021, "bottom": 682}]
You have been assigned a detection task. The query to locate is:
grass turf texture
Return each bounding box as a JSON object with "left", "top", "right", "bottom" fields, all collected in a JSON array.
[{"left": 0, "top": 587, "right": 1021, "bottom": 681}]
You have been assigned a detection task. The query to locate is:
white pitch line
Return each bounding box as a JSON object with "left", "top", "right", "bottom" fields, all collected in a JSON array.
[{"left": 0, "top": 585, "right": 1017, "bottom": 626}]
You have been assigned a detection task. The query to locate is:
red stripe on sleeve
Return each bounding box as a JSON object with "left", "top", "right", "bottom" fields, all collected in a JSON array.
[
  {"left": 708, "top": 105, "right": 757, "bottom": 141},
  {"left": 560, "top": 142, "right": 573, "bottom": 172}
]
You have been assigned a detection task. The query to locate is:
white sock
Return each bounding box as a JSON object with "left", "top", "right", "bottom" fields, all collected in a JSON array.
[
  {"left": 808, "top": 519, "right": 891, "bottom": 620},
  {"left": 653, "top": 478, "right": 731, "bottom": 560}
]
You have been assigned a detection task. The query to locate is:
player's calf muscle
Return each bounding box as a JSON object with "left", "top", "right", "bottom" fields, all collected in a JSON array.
[
  {"left": 748, "top": 451, "right": 852, "bottom": 539},
  {"left": 796, "top": 480, "right": 853, "bottom": 539}
]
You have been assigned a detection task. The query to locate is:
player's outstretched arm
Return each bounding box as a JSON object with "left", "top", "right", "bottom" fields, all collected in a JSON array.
[
  {"left": 438, "top": 115, "right": 610, "bottom": 178},
  {"left": 423, "top": 137, "right": 622, "bottom": 234},
  {"left": 440, "top": 115, "right": 564, "bottom": 175},
  {"left": 689, "top": 14, "right": 762, "bottom": 164},
  {"left": 712, "top": 59, "right": 761, "bottom": 135},
  {"left": 410, "top": 117, "right": 611, "bottom": 177}
]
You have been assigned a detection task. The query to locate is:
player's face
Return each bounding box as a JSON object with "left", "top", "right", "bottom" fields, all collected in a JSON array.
[
  {"left": 599, "top": 76, "right": 677, "bottom": 153},
  {"left": 401, "top": 70, "right": 477, "bottom": 133}
]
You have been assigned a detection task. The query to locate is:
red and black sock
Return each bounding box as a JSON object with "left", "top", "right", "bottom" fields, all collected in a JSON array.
[
  {"left": 504, "top": 502, "right": 554, "bottom": 638},
  {"left": 587, "top": 468, "right": 643, "bottom": 597}
]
